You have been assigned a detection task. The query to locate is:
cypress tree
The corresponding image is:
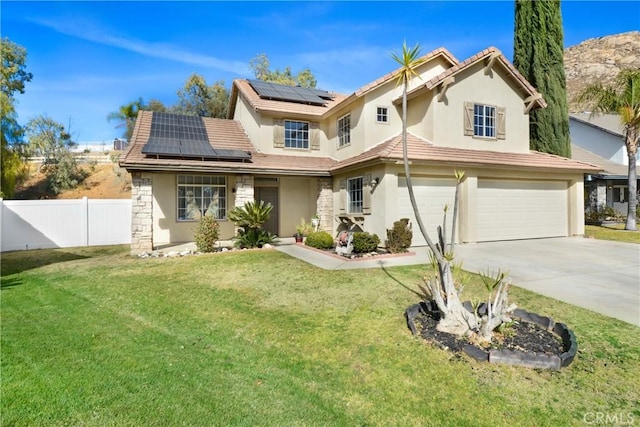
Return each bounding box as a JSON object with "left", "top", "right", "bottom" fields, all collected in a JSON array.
[{"left": 513, "top": 0, "right": 571, "bottom": 157}]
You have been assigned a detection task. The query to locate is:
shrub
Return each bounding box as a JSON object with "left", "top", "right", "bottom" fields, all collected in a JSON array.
[
  {"left": 234, "top": 228, "right": 275, "bottom": 249},
  {"left": 194, "top": 215, "right": 220, "bottom": 253},
  {"left": 305, "top": 231, "right": 334, "bottom": 249},
  {"left": 386, "top": 218, "right": 412, "bottom": 253},
  {"left": 352, "top": 232, "right": 380, "bottom": 253}
]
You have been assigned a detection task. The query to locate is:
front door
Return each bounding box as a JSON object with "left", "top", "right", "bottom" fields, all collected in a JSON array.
[{"left": 255, "top": 187, "right": 279, "bottom": 236}]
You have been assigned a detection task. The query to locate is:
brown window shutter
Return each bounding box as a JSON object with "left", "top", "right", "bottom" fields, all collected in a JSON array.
[
  {"left": 273, "top": 119, "right": 284, "bottom": 148},
  {"left": 339, "top": 179, "right": 346, "bottom": 212},
  {"left": 363, "top": 174, "right": 372, "bottom": 215},
  {"left": 310, "top": 122, "right": 320, "bottom": 150},
  {"left": 464, "top": 102, "right": 474, "bottom": 136},
  {"left": 497, "top": 107, "right": 506, "bottom": 140}
]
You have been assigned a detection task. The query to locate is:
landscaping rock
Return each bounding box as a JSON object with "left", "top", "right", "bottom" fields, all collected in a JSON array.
[
  {"left": 489, "top": 349, "right": 562, "bottom": 370},
  {"left": 463, "top": 345, "right": 489, "bottom": 362}
]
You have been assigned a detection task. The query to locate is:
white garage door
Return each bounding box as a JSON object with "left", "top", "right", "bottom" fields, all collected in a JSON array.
[
  {"left": 476, "top": 180, "right": 568, "bottom": 242},
  {"left": 398, "top": 178, "right": 457, "bottom": 246}
]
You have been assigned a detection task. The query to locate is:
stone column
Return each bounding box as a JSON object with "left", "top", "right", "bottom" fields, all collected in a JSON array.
[
  {"left": 316, "top": 177, "right": 333, "bottom": 232},
  {"left": 130, "top": 172, "right": 153, "bottom": 254},
  {"left": 234, "top": 175, "right": 254, "bottom": 207}
]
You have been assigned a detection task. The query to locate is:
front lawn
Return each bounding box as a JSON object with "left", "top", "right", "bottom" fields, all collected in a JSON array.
[
  {"left": 585, "top": 223, "right": 640, "bottom": 244},
  {"left": 2, "top": 246, "right": 639, "bottom": 426}
]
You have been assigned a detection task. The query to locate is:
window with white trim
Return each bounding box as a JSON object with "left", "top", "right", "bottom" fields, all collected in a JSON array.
[
  {"left": 464, "top": 102, "right": 505, "bottom": 140},
  {"left": 474, "top": 104, "right": 496, "bottom": 138},
  {"left": 338, "top": 114, "right": 351, "bottom": 147},
  {"left": 284, "top": 120, "right": 309, "bottom": 149},
  {"left": 347, "top": 177, "right": 363, "bottom": 214},
  {"left": 177, "top": 175, "right": 226, "bottom": 221},
  {"left": 376, "top": 106, "right": 388, "bottom": 123}
]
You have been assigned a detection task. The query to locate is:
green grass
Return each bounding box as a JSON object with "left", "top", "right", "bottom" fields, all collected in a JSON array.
[
  {"left": 585, "top": 224, "right": 640, "bottom": 244},
  {"left": 2, "top": 246, "right": 639, "bottom": 426}
]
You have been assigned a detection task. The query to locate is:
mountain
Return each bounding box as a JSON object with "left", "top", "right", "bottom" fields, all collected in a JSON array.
[{"left": 564, "top": 31, "right": 640, "bottom": 112}]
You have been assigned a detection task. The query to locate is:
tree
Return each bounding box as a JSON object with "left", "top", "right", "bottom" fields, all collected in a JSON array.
[
  {"left": 392, "top": 42, "right": 513, "bottom": 341},
  {"left": 174, "top": 74, "right": 229, "bottom": 118},
  {"left": 576, "top": 69, "right": 640, "bottom": 231},
  {"left": 1, "top": 37, "right": 33, "bottom": 198},
  {"left": 513, "top": 0, "right": 571, "bottom": 157},
  {"left": 107, "top": 98, "right": 146, "bottom": 140},
  {"left": 25, "top": 115, "right": 86, "bottom": 194},
  {"left": 249, "top": 53, "right": 317, "bottom": 88}
]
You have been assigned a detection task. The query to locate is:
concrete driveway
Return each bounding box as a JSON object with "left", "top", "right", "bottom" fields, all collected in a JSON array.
[{"left": 454, "top": 237, "right": 640, "bottom": 326}]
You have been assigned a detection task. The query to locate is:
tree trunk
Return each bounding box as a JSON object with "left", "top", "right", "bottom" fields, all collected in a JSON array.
[{"left": 625, "top": 128, "right": 637, "bottom": 231}]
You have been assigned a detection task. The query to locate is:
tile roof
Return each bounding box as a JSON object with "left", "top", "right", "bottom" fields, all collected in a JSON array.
[
  {"left": 119, "top": 111, "right": 337, "bottom": 176},
  {"left": 229, "top": 79, "right": 349, "bottom": 119},
  {"left": 333, "top": 133, "right": 601, "bottom": 173},
  {"left": 401, "top": 47, "right": 547, "bottom": 109},
  {"left": 353, "top": 47, "right": 459, "bottom": 97}
]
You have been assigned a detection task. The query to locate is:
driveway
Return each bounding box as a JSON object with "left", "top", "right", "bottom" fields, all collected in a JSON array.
[{"left": 454, "top": 237, "right": 640, "bottom": 326}]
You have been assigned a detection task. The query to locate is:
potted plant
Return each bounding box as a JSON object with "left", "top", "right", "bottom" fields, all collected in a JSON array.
[{"left": 295, "top": 218, "right": 311, "bottom": 243}]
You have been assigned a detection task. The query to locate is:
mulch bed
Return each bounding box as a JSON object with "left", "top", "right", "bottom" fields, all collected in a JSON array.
[
  {"left": 297, "top": 243, "right": 415, "bottom": 261},
  {"left": 414, "top": 311, "right": 564, "bottom": 355}
]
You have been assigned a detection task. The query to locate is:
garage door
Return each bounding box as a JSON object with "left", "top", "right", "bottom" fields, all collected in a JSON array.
[
  {"left": 476, "top": 180, "right": 568, "bottom": 242},
  {"left": 398, "top": 178, "right": 457, "bottom": 246}
]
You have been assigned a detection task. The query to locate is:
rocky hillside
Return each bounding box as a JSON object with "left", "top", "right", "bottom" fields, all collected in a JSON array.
[{"left": 565, "top": 31, "right": 640, "bottom": 112}]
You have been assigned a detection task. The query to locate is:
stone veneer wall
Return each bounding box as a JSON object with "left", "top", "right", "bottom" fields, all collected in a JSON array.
[
  {"left": 316, "top": 178, "right": 333, "bottom": 232},
  {"left": 130, "top": 172, "right": 153, "bottom": 254},
  {"left": 234, "top": 175, "right": 254, "bottom": 207}
]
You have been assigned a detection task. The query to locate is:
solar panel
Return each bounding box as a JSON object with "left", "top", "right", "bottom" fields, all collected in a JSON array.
[
  {"left": 248, "top": 79, "right": 333, "bottom": 106},
  {"left": 142, "top": 112, "right": 252, "bottom": 161}
]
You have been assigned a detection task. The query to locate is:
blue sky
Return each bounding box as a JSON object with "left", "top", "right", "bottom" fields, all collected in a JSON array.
[{"left": 3, "top": 1, "right": 639, "bottom": 144}]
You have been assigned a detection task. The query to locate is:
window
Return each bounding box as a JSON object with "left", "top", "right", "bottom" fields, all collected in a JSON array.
[
  {"left": 464, "top": 102, "right": 505, "bottom": 139},
  {"left": 376, "top": 107, "right": 388, "bottom": 123},
  {"left": 338, "top": 114, "right": 351, "bottom": 147},
  {"left": 284, "top": 120, "right": 309, "bottom": 149},
  {"left": 474, "top": 104, "right": 496, "bottom": 138},
  {"left": 347, "top": 177, "right": 363, "bottom": 214},
  {"left": 613, "top": 186, "right": 628, "bottom": 203},
  {"left": 177, "top": 175, "right": 226, "bottom": 221}
]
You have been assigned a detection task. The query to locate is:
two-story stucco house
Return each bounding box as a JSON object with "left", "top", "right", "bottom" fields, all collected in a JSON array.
[{"left": 119, "top": 46, "right": 599, "bottom": 253}]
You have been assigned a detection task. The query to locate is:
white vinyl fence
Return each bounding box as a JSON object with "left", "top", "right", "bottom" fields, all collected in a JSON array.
[{"left": 0, "top": 197, "right": 131, "bottom": 252}]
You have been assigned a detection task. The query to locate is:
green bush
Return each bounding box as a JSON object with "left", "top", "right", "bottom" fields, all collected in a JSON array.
[
  {"left": 234, "top": 228, "right": 275, "bottom": 249},
  {"left": 194, "top": 215, "right": 220, "bottom": 253},
  {"left": 352, "top": 232, "right": 380, "bottom": 253},
  {"left": 385, "top": 218, "right": 412, "bottom": 253},
  {"left": 305, "top": 231, "right": 334, "bottom": 249}
]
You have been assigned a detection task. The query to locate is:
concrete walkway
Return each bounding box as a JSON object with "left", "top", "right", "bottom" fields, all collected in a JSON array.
[{"left": 274, "top": 237, "right": 640, "bottom": 326}]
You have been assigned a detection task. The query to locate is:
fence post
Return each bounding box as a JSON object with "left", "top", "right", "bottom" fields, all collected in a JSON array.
[{"left": 82, "top": 196, "right": 89, "bottom": 247}]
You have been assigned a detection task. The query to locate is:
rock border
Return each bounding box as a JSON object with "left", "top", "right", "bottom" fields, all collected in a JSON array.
[{"left": 405, "top": 301, "right": 577, "bottom": 370}]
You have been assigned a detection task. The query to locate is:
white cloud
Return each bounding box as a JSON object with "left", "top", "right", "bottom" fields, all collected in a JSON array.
[{"left": 29, "top": 17, "right": 251, "bottom": 76}]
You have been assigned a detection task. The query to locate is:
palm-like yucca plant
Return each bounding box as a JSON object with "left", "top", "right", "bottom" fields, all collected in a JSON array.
[
  {"left": 227, "top": 200, "right": 275, "bottom": 248},
  {"left": 575, "top": 69, "right": 640, "bottom": 231}
]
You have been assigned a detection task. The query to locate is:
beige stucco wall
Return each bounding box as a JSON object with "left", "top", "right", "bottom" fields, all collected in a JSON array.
[
  {"left": 151, "top": 173, "right": 238, "bottom": 247},
  {"left": 279, "top": 176, "right": 317, "bottom": 237},
  {"left": 424, "top": 64, "right": 531, "bottom": 153}
]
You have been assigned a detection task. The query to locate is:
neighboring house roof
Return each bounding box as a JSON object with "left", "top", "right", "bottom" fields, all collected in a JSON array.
[
  {"left": 400, "top": 47, "right": 547, "bottom": 110},
  {"left": 571, "top": 144, "right": 638, "bottom": 178},
  {"left": 569, "top": 113, "right": 625, "bottom": 137},
  {"left": 333, "top": 133, "right": 601, "bottom": 174},
  {"left": 119, "top": 111, "right": 337, "bottom": 176}
]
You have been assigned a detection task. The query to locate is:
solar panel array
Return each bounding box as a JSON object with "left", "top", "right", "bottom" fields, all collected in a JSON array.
[
  {"left": 248, "top": 80, "right": 333, "bottom": 106},
  {"left": 142, "top": 112, "right": 251, "bottom": 161}
]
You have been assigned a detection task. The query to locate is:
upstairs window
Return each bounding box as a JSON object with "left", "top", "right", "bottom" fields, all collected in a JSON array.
[
  {"left": 474, "top": 104, "right": 496, "bottom": 138},
  {"left": 338, "top": 114, "right": 351, "bottom": 147},
  {"left": 284, "top": 120, "right": 309, "bottom": 149},
  {"left": 376, "top": 107, "right": 388, "bottom": 123},
  {"left": 177, "top": 175, "right": 226, "bottom": 221},
  {"left": 464, "top": 102, "right": 505, "bottom": 140}
]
